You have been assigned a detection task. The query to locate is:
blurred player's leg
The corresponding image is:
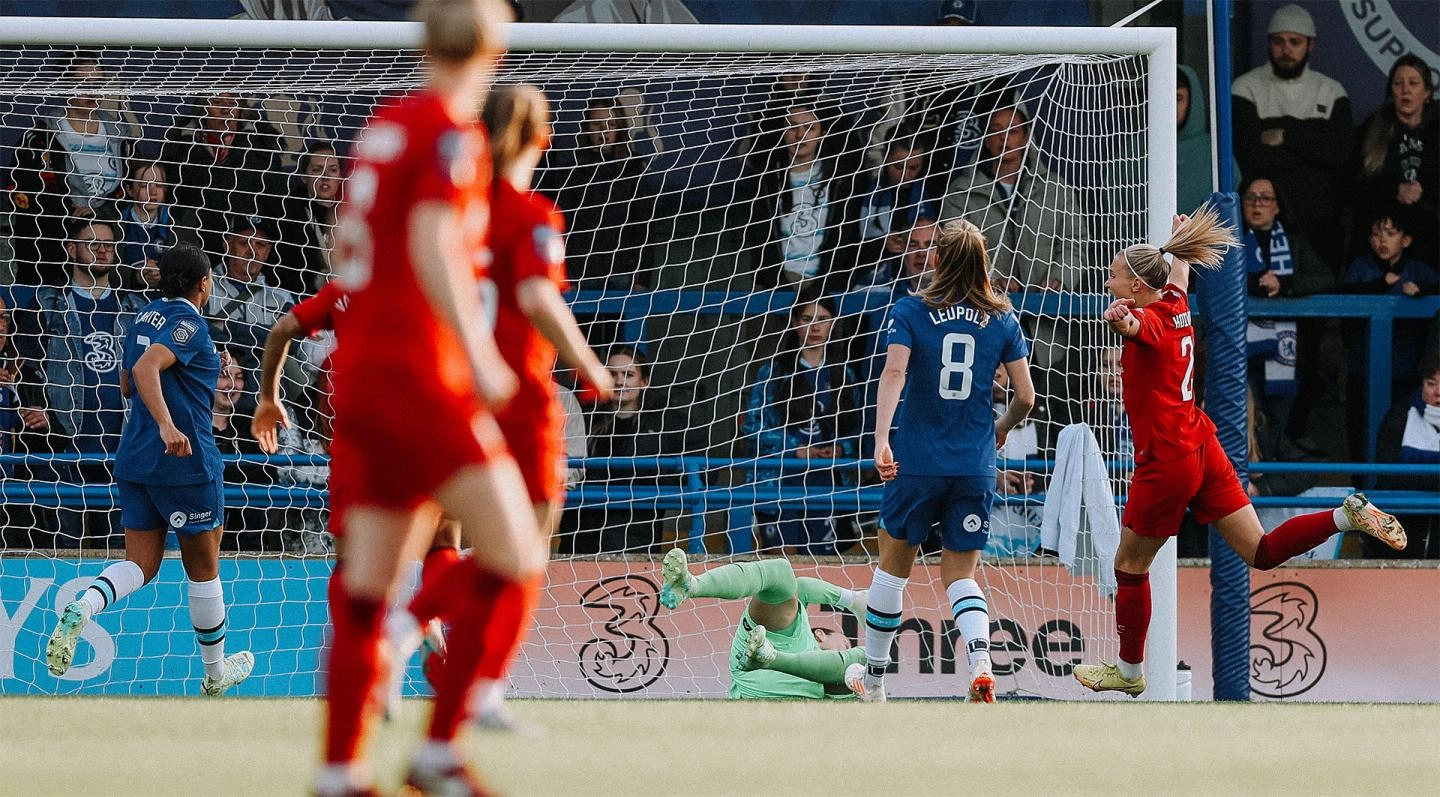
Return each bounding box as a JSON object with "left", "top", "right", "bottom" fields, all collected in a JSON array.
[
  {"left": 861, "top": 565, "right": 907, "bottom": 702},
  {"left": 318, "top": 506, "right": 433, "bottom": 796},
  {"left": 408, "top": 461, "right": 543, "bottom": 785}
]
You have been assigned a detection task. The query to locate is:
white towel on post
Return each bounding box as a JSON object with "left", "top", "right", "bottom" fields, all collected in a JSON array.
[{"left": 1040, "top": 423, "right": 1121, "bottom": 595}]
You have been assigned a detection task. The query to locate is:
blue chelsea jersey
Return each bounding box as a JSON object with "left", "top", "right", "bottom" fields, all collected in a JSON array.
[
  {"left": 884, "top": 295, "right": 1029, "bottom": 477},
  {"left": 114, "top": 297, "right": 223, "bottom": 486}
]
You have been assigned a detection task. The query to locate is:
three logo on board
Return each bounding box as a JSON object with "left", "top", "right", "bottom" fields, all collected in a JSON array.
[{"left": 1249, "top": 581, "right": 1327, "bottom": 698}]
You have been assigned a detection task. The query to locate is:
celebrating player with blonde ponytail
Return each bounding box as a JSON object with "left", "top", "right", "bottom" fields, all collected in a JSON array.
[{"left": 1073, "top": 207, "right": 1407, "bottom": 698}]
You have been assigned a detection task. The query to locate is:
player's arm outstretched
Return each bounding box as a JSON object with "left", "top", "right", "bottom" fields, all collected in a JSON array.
[
  {"left": 517, "top": 277, "right": 613, "bottom": 400},
  {"left": 252, "top": 310, "right": 305, "bottom": 454}
]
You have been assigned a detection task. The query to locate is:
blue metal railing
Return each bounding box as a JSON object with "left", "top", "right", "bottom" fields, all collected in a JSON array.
[
  {"left": 4, "top": 453, "right": 1434, "bottom": 555},
  {"left": 566, "top": 288, "right": 1439, "bottom": 464}
]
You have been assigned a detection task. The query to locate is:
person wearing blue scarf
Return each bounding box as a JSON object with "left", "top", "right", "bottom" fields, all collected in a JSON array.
[
  {"left": 1241, "top": 176, "right": 1301, "bottom": 454},
  {"left": 1373, "top": 354, "right": 1440, "bottom": 558}
]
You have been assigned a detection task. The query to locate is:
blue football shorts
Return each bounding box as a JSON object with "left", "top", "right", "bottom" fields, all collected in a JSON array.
[
  {"left": 117, "top": 477, "right": 224, "bottom": 535},
  {"left": 880, "top": 474, "right": 994, "bottom": 552}
]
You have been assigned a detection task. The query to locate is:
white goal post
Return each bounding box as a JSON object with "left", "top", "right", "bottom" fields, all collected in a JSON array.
[{"left": 0, "top": 18, "right": 1178, "bottom": 701}]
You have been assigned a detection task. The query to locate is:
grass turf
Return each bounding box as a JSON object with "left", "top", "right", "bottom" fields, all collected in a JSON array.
[{"left": 1, "top": 697, "right": 1436, "bottom": 796}]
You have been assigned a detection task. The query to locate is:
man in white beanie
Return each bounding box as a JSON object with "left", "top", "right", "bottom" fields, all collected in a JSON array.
[
  {"left": 1232, "top": 3, "right": 1353, "bottom": 273},
  {"left": 1231, "top": 2, "right": 1353, "bottom": 454}
]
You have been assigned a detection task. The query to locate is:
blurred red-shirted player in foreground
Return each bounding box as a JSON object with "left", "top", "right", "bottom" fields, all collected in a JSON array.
[
  {"left": 312, "top": 0, "right": 543, "bottom": 793},
  {"left": 387, "top": 83, "right": 615, "bottom": 731},
  {"left": 1072, "top": 206, "right": 1406, "bottom": 699}
]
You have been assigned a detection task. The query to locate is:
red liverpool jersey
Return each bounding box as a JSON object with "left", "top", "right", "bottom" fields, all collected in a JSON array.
[
  {"left": 290, "top": 280, "right": 350, "bottom": 339},
  {"left": 488, "top": 179, "right": 568, "bottom": 400},
  {"left": 1121, "top": 285, "right": 1217, "bottom": 463},
  {"left": 329, "top": 90, "right": 492, "bottom": 411}
]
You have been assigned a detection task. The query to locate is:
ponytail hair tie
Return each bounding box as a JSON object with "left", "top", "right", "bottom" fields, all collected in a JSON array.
[{"left": 1157, "top": 246, "right": 1167, "bottom": 255}]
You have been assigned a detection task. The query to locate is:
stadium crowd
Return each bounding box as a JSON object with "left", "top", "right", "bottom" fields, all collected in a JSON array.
[{"left": 0, "top": 3, "right": 1435, "bottom": 558}]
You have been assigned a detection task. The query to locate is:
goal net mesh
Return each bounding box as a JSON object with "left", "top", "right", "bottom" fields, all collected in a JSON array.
[{"left": 0, "top": 37, "right": 1150, "bottom": 699}]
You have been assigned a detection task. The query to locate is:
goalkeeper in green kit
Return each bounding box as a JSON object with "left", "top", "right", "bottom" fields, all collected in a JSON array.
[{"left": 658, "top": 549, "right": 868, "bottom": 699}]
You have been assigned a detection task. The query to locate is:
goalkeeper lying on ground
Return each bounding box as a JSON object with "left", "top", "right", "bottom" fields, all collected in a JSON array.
[{"left": 658, "top": 549, "right": 868, "bottom": 698}]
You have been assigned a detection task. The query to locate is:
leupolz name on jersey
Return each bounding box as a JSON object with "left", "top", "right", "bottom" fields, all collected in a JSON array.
[{"left": 927, "top": 304, "right": 990, "bottom": 327}]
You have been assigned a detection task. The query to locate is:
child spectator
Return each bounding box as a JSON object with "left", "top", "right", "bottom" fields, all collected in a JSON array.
[
  {"left": 1341, "top": 208, "right": 1438, "bottom": 458},
  {"left": 743, "top": 290, "right": 864, "bottom": 556},
  {"left": 115, "top": 160, "right": 175, "bottom": 270}
]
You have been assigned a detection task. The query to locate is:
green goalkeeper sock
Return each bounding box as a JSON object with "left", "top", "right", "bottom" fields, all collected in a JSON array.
[
  {"left": 796, "top": 577, "right": 854, "bottom": 610},
  {"left": 763, "top": 646, "right": 867, "bottom": 686},
  {"left": 691, "top": 558, "right": 797, "bottom": 605}
]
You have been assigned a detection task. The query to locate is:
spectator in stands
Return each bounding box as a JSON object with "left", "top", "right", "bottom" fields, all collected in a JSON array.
[
  {"left": 209, "top": 347, "right": 270, "bottom": 551},
  {"left": 0, "top": 294, "right": 21, "bottom": 475},
  {"left": 1177, "top": 64, "right": 1221, "bottom": 217},
  {"left": 275, "top": 140, "right": 343, "bottom": 295},
  {"left": 853, "top": 215, "right": 937, "bottom": 298},
  {"left": 0, "top": 293, "right": 26, "bottom": 544},
  {"left": 162, "top": 93, "right": 285, "bottom": 255},
  {"left": 1081, "top": 346, "right": 1131, "bottom": 461},
  {"left": 1231, "top": 4, "right": 1352, "bottom": 275},
  {"left": 1342, "top": 207, "right": 1439, "bottom": 459},
  {"left": 538, "top": 94, "right": 657, "bottom": 292},
  {"left": 115, "top": 160, "right": 176, "bottom": 274},
  {"left": 123, "top": 245, "right": 164, "bottom": 301},
  {"left": 987, "top": 361, "right": 1054, "bottom": 557},
  {"left": 739, "top": 104, "right": 856, "bottom": 292},
  {"left": 743, "top": 290, "right": 864, "bottom": 555},
  {"left": 13, "top": 217, "right": 146, "bottom": 548},
  {"left": 854, "top": 2, "right": 983, "bottom": 179},
  {"left": 564, "top": 346, "right": 677, "bottom": 555},
  {"left": 207, "top": 215, "right": 296, "bottom": 375},
  {"left": 1352, "top": 54, "right": 1438, "bottom": 267},
  {"left": 5, "top": 51, "right": 135, "bottom": 287},
  {"left": 940, "top": 101, "right": 1085, "bottom": 366},
  {"left": 1373, "top": 353, "right": 1440, "bottom": 558},
  {"left": 1239, "top": 175, "right": 1329, "bottom": 455},
  {"left": 848, "top": 141, "right": 941, "bottom": 248}
]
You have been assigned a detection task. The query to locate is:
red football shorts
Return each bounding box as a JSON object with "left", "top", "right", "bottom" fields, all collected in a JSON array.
[
  {"left": 496, "top": 389, "right": 563, "bottom": 506},
  {"left": 329, "top": 389, "right": 509, "bottom": 515},
  {"left": 1123, "top": 434, "right": 1251, "bottom": 537}
]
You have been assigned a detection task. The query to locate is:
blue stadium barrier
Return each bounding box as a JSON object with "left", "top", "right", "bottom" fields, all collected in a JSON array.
[{"left": 4, "top": 454, "right": 1435, "bottom": 555}]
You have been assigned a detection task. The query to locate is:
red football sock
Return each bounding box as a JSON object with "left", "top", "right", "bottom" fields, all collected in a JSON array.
[
  {"left": 1253, "top": 510, "right": 1339, "bottom": 570},
  {"left": 1114, "top": 569, "right": 1151, "bottom": 665},
  {"left": 427, "top": 560, "right": 541, "bottom": 740},
  {"left": 408, "top": 547, "right": 464, "bottom": 627},
  {"left": 325, "top": 586, "right": 385, "bottom": 764},
  {"left": 475, "top": 568, "right": 542, "bottom": 681}
]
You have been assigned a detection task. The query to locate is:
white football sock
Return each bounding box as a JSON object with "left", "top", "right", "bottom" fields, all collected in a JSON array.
[
  {"left": 80, "top": 560, "right": 146, "bottom": 618},
  {"left": 946, "top": 578, "right": 991, "bottom": 671},
  {"left": 863, "top": 568, "right": 907, "bottom": 684},
  {"left": 187, "top": 577, "right": 228, "bottom": 680}
]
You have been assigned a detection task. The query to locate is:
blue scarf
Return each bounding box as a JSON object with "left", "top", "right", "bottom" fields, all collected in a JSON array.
[
  {"left": 1244, "top": 220, "right": 1297, "bottom": 395},
  {"left": 1401, "top": 390, "right": 1440, "bottom": 464}
]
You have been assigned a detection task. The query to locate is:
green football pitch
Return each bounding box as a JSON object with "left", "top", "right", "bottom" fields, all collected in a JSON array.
[{"left": 2, "top": 698, "right": 1436, "bottom": 796}]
